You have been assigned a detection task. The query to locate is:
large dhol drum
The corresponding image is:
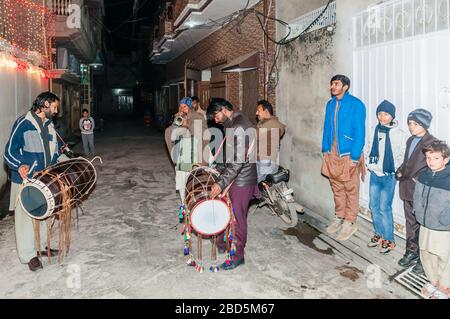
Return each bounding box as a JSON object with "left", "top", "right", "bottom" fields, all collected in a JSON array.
[
  {"left": 19, "top": 157, "right": 98, "bottom": 220},
  {"left": 184, "top": 166, "right": 232, "bottom": 236}
]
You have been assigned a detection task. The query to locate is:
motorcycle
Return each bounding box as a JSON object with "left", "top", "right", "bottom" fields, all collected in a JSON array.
[{"left": 252, "top": 166, "right": 304, "bottom": 227}]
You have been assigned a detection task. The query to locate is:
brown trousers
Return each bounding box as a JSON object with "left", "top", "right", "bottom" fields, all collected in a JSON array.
[{"left": 322, "top": 144, "right": 364, "bottom": 223}]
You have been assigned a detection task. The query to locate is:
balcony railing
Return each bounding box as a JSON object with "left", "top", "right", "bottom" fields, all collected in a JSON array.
[
  {"left": 50, "top": 0, "right": 97, "bottom": 60},
  {"left": 48, "top": 0, "right": 77, "bottom": 16}
]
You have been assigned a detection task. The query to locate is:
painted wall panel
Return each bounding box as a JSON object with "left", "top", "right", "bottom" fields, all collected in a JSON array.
[
  {"left": 0, "top": 66, "right": 49, "bottom": 193},
  {"left": 353, "top": 0, "right": 450, "bottom": 236}
]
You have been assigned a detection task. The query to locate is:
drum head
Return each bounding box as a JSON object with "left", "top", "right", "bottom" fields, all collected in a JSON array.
[
  {"left": 190, "top": 200, "right": 231, "bottom": 236},
  {"left": 20, "top": 185, "right": 48, "bottom": 218}
]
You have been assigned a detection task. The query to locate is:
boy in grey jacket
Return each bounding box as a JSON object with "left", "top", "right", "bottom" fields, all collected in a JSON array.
[
  {"left": 79, "top": 109, "right": 95, "bottom": 157},
  {"left": 414, "top": 141, "right": 450, "bottom": 299}
]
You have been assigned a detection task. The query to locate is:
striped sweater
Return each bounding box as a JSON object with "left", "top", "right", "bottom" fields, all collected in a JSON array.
[{"left": 4, "top": 111, "right": 60, "bottom": 184}]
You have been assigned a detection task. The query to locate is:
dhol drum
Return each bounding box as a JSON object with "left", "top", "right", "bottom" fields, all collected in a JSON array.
[
  {"left": 19, "top": 157, "right": 98, "bottom": 220},
  {"left": 184, "top": 166, "right": 232, "bottom": 237}
]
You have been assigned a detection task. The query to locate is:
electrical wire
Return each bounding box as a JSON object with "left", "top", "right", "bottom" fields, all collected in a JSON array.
[{"left": 111, "top": 0, "right": 150, "bottom": 32}]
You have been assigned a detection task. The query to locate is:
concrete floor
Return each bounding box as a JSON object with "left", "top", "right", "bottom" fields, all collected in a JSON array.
[{"left": 0, "top": 115, "right": 416, "bottom": 299}]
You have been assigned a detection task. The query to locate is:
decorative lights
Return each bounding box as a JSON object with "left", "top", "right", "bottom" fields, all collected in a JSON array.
[
  {"left": 0, "top": 52, "right": 55, "bottom": 78},
  {"left": 0, "top": 0, "right": 55, "bottom": 73}
]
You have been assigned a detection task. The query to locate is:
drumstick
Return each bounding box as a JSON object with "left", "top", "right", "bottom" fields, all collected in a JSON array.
[{"left": 210, "top": 137, "right": 227, "bottom": 165}]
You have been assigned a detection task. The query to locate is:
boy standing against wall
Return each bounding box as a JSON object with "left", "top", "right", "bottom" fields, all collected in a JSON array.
[
  {"left": 396, "top": 108, "right": 437, "bottom": 274},
  {"left": 414, "top": 141, "right": 450, "bottom": 299},
  {"left": 366, "top": 100, "right": 406, "bottom": 254},
  {"left": 79, "top": 109, "right": 95, "bottom": 157}
]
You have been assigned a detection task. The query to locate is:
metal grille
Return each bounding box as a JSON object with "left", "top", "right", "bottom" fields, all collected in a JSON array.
[
  {"left": 354, "top": 0, "right": 450, "bottom": 48},
  {"left": 394, "top": 266, "right": 430, "bottom": 298},
  {"left": 286, "top": 1, "right": 336, "bottom": 40}
]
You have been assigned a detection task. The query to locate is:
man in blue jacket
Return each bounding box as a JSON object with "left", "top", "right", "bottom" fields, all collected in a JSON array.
[
  {"left": 4, "top": 92, "right": 61, "bottom": 271},
  {"left": 321, "top": 75, "right": 366, "bottom": 241}
]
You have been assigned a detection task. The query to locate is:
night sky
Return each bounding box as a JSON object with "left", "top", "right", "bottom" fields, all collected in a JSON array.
[{"left": 103, "top": 0, "right": 162, "bottom": 55}]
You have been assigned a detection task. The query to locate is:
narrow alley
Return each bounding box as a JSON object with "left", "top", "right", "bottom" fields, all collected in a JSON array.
[
  {"left": 0, "top": 116, "right": 415, "bottom": 299},
  {"left": 1, "top": 0, "right": 449, "bottom": 302}
]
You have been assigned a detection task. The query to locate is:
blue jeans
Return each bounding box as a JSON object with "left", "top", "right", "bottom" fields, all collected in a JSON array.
[{"left": 369, "top": 172, "right": 396, "bottom": 242}]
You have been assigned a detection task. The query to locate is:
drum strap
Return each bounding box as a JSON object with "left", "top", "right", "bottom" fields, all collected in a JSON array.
[
  {"left": 211, "top": 236, "right": 217, "bottom": 263},
  {"left": 197, "top": 234, "right": 202, "bottom": 264}
]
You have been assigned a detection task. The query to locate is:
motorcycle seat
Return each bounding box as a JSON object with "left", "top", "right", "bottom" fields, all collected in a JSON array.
[{"left": 265, "top": 167, "right": 290, "bottom": 185}]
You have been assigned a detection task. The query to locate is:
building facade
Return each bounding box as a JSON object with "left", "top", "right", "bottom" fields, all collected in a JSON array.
[
  {"left": 276, "top": 0, "right": 450, "bottom": 237},
  {"left": 0, "top": 0, "right": 104, "bottom": 193},
  {"left": 151, "top": 0, "right": 277, "bottom": 129}
]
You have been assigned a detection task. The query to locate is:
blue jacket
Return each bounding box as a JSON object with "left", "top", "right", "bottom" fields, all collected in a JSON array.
[
  {"left": 322, "top": 92, "right": 366, "bottom": 162},
  {"left": 4, "top": 111, "right": 60, "bottom": 184}
]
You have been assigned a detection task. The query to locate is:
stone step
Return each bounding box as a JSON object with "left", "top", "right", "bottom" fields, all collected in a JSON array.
[{"left": 298, "top": 205, "right": 408, "bottom": 277}]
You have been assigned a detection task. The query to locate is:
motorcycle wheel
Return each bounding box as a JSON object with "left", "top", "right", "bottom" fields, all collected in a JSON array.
[{"left": 267, "top": 192, "right": 298, "bottom": 227}]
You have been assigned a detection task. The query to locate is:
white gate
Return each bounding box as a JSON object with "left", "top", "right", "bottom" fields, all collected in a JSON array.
[{"left": 352, "top": 0, "right": 450, "bottom": 237}]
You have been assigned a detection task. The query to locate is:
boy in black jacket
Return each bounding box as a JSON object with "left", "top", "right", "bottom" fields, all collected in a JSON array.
[{"left": 396, "top": 109, "right": 437, "bottom": 274}]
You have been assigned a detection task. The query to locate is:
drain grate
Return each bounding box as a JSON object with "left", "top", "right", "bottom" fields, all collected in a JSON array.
[{"left": 394, "top": 266, "right": 429, "bottom": 298}]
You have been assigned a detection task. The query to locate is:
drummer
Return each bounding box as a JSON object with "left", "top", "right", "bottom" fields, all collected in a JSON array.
[
  {"left": 3, "top": 92, "right": 61, "bottom": 271},
  {"left": 208, "top": 98, "right": 259, "bottom": 270}
]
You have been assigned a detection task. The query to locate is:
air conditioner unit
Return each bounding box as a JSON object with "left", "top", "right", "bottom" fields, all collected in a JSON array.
[{"left": 57, "top": 47, "right": 69, "bottom": 69}]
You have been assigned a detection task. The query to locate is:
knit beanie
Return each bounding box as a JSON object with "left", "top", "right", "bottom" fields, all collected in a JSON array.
[
  {"left": 179, "top": 97, "right": 193, "bottom": 109},
  {"left": 376, "top": 100, "right": 396, "bottom": 119},
  {"left": 407, "top": 108, "right": 433, "bottom": 130}
]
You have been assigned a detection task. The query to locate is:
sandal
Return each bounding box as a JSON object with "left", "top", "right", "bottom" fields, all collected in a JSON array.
[
  {"left": 421, "top": 282, "right": 437, "bottom": 299},
  {"left": 367, "top": 234, "right": 382, "bottom": 248},
  {"left": 430, "top": 289, "right": 449, "bottom": 299}
]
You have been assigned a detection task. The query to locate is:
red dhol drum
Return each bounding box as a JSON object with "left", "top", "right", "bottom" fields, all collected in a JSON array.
[{"left": 184, "top": 166, "right": 232, "bottom": 236}]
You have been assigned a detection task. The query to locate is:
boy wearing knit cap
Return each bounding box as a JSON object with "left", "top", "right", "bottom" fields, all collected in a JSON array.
[
  {"left": 396, "top": 108, "right": 437, "bottom": 274},
  {"left": 366, "top": 100, "right": 407, "bottom": 254}
]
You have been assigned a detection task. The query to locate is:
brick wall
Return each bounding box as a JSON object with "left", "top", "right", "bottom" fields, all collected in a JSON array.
[
  {"left": 164, "top": 0, "right": 277, "bottom": 112},
  {"left": 173, "top": 0, "right": 188, "bottom": 22}
]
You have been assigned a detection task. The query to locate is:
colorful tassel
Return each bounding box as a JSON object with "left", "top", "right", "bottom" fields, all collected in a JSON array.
[
  {"left": 210, "top": 266, "right": 219, "bottom": 273},
  {"left": 178, "top": 206, "right": 185, "bottom": 219},
  {"left": 187, "top": 258, "right": 196, "bottom": 267}
]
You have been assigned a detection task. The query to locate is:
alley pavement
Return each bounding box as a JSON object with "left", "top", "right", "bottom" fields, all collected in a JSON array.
[{"left": 0, "top": 115, "right": 416, "bottom": 299}]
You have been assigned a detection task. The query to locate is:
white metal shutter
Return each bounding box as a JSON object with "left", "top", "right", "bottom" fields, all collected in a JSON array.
[{"left": 353, "top": 0, "right": 450, "bottom": 237}]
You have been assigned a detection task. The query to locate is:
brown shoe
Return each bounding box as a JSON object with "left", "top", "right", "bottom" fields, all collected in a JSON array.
[
  {"left": 335, "top": 220, "right": 358, "bottom": 241},
  {"left": 28, "top": 257, "right": 43, "bottom": 271}
]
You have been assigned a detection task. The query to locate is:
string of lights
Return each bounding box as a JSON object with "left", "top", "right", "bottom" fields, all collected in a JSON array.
[{"left": 0, "top": 0, "right": 55, "bottom": 77}]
